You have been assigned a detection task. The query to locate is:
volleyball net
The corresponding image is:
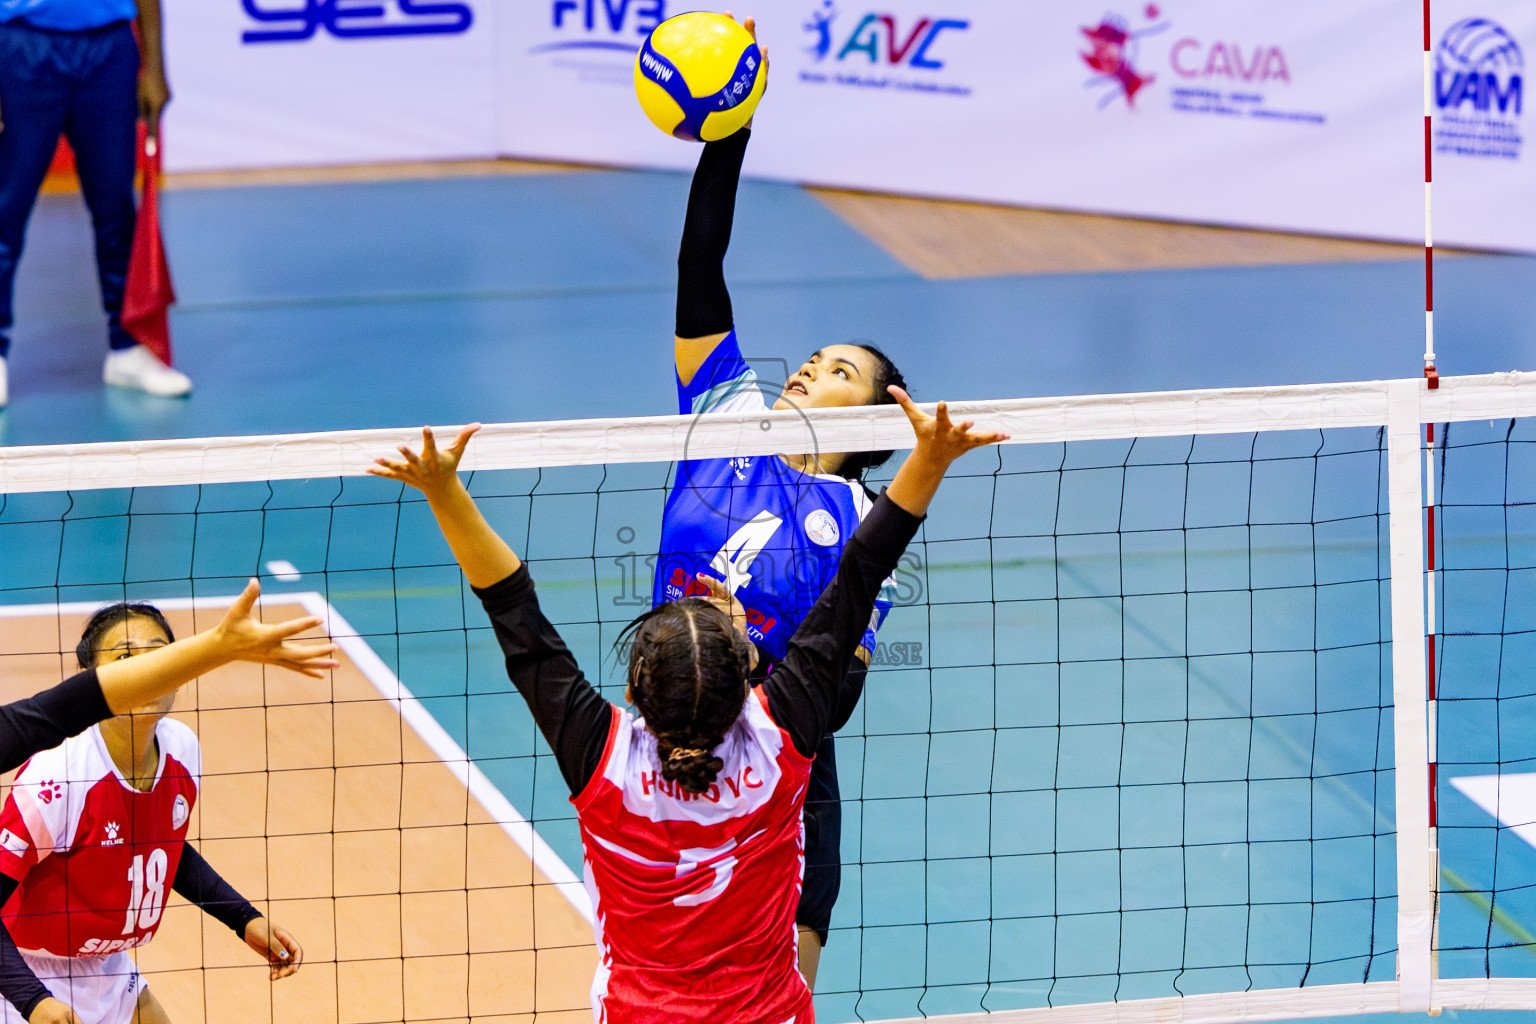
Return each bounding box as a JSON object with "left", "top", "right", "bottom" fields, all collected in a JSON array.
[{"left": 0, "top": 371, "right": 1532, "bottom": 1024}]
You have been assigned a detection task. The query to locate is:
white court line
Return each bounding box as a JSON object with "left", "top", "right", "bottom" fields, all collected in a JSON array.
[{"left": 0, "top": 593, "right": 594, "bottom": 925}]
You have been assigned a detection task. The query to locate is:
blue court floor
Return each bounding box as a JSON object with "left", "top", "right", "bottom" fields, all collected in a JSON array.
[{"left": 3, "top": 170, "right": 1535, "bottom": 1023}]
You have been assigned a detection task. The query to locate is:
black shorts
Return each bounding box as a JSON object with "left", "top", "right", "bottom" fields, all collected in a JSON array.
[{"left": 798, "top": 733, "right": 842, "bottom": 945}]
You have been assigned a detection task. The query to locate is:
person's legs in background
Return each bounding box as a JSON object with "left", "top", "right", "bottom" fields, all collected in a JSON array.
[
  {"left": 67, "top": 22, "right": 189, "bottom": 397},
  {"left": 0, "top": 22, "right": 73, "bottom": 409}
]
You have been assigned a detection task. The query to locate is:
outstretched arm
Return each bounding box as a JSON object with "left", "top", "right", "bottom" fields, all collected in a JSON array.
[
  {"left": 0, "top": 583, "right": 337, "bottom": 775},
  {"left": 370, "top": 428, "right": 612, "bottom": 796},
  {"left": 369, "top": 425, "right": 520, "bottom": 588},
  {"left": 675, "top": 18, "right": 764, "bottom": 386},
  {"left": 96, "top": 579, "right": 338, "bottom": 711},
  {"left": 766, "top": 394, "right": 1008, "bottom": 754}
]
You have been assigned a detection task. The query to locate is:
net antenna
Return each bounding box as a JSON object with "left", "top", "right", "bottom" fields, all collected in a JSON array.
[
  {"left": 1421, "top": 7, "right": 1442, "bottom": 1008},
  {"left": 1422, "top": 0, "right": 1438, "bottom": 392},
  {"left": 2, "top": 372, "right": 1534, "bottom": 1024}
]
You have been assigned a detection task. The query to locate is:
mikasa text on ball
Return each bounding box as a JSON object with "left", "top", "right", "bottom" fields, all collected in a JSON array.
[{"left": 635, "top": 12, "right": 765, "bottom": 142}]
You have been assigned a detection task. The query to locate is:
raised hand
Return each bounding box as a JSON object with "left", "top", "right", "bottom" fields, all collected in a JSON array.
[
  {"left": 883, "top": 386, "right": 1009, "bottom": 518},
  {"left": 369, "top": 425, "right": 481, "bottom": 498},
  {"left": 888, "top": 385, "right": 1009, "bottom": 466},
  {"left": 725, "top": 10, "right": 769, "bottom": 126},
  {"left": 366, "top": 424, "right": 521, "bottom": 589},
  {"left": 213, "top": 580, "right": 339, "bottom": 678},
  {"left": 244, "top": 916, "right": 304, "bottom": 981}
]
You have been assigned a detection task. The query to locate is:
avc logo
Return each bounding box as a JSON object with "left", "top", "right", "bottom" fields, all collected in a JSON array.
[{"left": 804, "top": 1, "right": 967, "bottom": 70}]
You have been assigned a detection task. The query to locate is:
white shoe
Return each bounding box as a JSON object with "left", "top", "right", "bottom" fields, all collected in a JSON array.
[
  {"left": 0, "top": 355, "right": 8, "bottom": 408},
  {"left": 104, "top": 345, "right": 192, "bottom": 397}
]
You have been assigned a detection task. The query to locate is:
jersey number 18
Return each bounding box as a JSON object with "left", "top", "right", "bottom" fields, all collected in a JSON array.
[{"left": 123, "top": 849, "right": 169, "bottom": 934}]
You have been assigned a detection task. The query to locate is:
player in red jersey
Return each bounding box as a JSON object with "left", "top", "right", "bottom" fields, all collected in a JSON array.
[
  {"left": 0, "top": 591, "right": 334, "bottom": 1024},
  {"left": 370, "top": 390, "right": 1006, "bottom": 1024}
]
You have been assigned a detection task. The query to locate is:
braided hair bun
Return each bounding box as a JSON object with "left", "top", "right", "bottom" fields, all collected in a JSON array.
[{"left": 660, "top": 744, "right": 726, "bottom": 795}]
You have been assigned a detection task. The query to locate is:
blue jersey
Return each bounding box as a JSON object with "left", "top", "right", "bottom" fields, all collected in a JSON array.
[
  {"left": 0, "top": 0, "right": 138, "bottom": 30},
  {"left": 655, "top": 332, "right": 892, "bottom": 659}
]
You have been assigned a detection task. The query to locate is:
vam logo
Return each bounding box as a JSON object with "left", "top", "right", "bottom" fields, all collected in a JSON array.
[
  {"left": 536, "top": 0, "right": 666, "bottom": 54},
  {"left": 1436, "top": 18, "right": 1523, "bottom": 116},
  {"left": 242, "top": 0, "right": 473, "bottom": 44},
  {"left": 804, "top": 1, "right": 968, "bottom": 70},
  {"left": 1433, "top": 17, "right": 1523, "bottom": 160}
]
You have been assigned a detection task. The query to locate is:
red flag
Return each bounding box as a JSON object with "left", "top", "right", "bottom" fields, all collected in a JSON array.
[{"left": 122, "top": 128, "right": 176, "bottom": 366}]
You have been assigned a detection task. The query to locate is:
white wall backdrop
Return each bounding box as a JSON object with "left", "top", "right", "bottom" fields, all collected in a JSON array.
[{"left": 163, "top": 0, "right": 1533, "bottom": 251}]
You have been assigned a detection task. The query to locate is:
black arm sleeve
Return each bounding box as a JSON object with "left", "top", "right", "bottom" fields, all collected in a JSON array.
[
  {"left": 0, "top": 875, "right": 51, "bottom": 1020},
  {"left": 473, "top": 567, "right": 614, "bottom": 796},
  {"left": 826, "top": 658, "right": 869, "bottom": 736},
  {"left": 172, "top": 844, "right": 262, "bottom": 937},
  {"left": 751, "top": 650, "right": 868, "bottom": 736},
  {"left": 0, "top": 670, "right": 111, "bottom": 775},
  {"left": 676, "top": 128, "right": 750, "bottom": 340},
  {"left": 765, "top": 493, "right": 923, "bottom": 756}
]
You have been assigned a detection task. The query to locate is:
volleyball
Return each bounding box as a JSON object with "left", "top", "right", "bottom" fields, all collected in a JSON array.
[{"left": 635, "top": 12, "right": 766, "bottom": 142}]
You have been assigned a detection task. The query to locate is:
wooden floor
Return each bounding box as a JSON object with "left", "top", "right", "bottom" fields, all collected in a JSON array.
[
  {"left": 41, "top": 157, "right": 1449, "bottom": 278},
  {"left": 0, "top": 603, "right": 596, "bottom": 1024},
  {"left": 808, "top": 187, "right": 1441, "bottom": 279}
]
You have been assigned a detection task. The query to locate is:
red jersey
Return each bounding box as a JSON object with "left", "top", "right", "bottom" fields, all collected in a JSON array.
[
  {"left": 0, "top": 720, "right": 199, "bottom": 959},
  {"left": 574, "top": 688, "right": 814, "bottom": 1024}
]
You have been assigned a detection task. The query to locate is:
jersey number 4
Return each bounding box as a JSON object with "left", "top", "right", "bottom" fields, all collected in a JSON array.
[
  {"left": 710, "top": 512, "right": 783, "bottom": 594},
  {"left": 123, "top": 848, "right": 169, "bottom": 934}
]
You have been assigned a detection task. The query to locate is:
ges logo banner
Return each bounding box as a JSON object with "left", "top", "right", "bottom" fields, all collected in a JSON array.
[{"left": 242, "top": 0, "right": 474, "bottom": 44}]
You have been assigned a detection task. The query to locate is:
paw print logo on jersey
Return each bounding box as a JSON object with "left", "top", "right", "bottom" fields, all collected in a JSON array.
[
  {"left": 35, "top": 780, "right": 62, "bottom": 805},
  {"left": 102, "top": 822, "right": 124, "bottom": 846}
]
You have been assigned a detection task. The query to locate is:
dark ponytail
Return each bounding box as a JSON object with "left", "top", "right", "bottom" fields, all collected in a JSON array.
[
  {"left": 838, "top": 342, "right": 908, "bottom": 481},
  {"left": 76, "top": 602, "right": 175, "bottom": 670},
  {"left": 618, "top": 599, "right": 752, "bottom": 794}
]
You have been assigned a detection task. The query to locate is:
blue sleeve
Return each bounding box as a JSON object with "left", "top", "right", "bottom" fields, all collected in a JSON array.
[
  {"left": 836, "top": 497, "right": 893, "bottom": 654},
  {"left": 860, "top": 595, "right": 892, "bottom": 655},
  {"left": 677, "top": 330, "right": 764, "bottom": 416}
]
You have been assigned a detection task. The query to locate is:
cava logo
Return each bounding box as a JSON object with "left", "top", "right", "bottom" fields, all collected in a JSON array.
[
  {"left": 1434, "top": 17, "right": 1523, "bottom": 160},
  {"left": 1085, "top": 5, "right": 1322, "bottom": 124},
  {"left": 242, "top": 0, "right": 473, "bottom": 44},
  {"left": 1171, "top": 38, "right": 1290, "bottom": 84},
  {"left": 1081, "top": 6, "right": 1167, "bottom": 107}
]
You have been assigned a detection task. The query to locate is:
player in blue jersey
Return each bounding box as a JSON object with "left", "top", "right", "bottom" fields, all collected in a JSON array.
[{"left": 657, "top": 20, "right": 907, "bottom": 986}]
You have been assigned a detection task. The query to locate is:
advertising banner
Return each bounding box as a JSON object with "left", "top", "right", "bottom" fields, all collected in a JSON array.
[
  {"left": 1428, "top": 2, "right": 1533, "bottom": 251},
  {"left": 498, "top": 0, "right": 1426, "bottom": 243},
  {"left": 162, "top": 0, "right": 498, "bottom": 172},
  {"left": 158, "top": 2, "right": 1531, "bottom": 251}
]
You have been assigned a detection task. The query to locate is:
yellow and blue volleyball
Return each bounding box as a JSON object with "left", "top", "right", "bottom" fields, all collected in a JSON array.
[{"left": 635, "top": 12, "right": 765, "bottom": 142}]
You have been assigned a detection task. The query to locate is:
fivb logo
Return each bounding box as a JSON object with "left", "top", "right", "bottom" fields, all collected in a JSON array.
[
  {"left": 1435, "top": 18, "right": 1523, "bottom": 117},
  {"left": 804, "top": 1, "right": 967, "bottom": 70},
  {"left": 242, "top": 0, "right": 473, "bottom": 44},
  {"left": 539, "top": 0, "right": 666, "bottom": 53}
]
